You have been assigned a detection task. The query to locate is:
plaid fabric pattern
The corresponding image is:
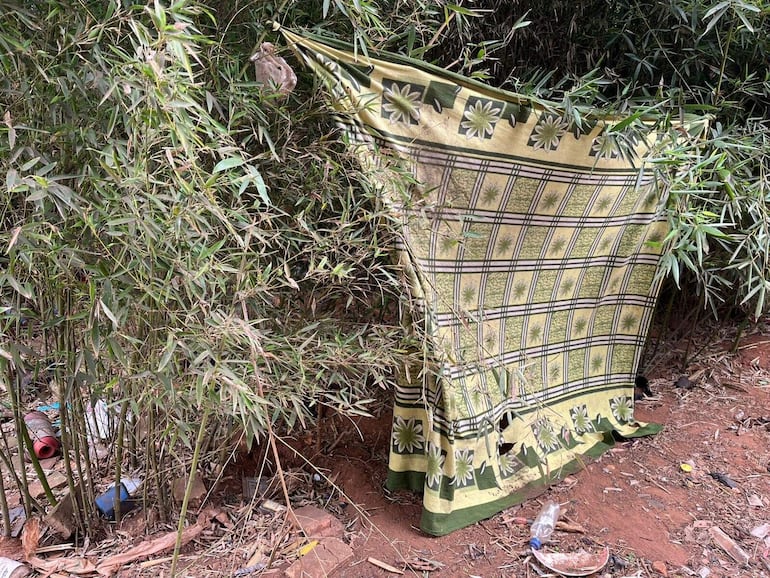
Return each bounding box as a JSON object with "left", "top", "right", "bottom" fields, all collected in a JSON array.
[{"left": 284, "top": 29, "right": 665, "bottom": 536}]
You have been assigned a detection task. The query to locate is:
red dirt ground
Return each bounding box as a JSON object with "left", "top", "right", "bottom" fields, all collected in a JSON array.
[
  {"left": 4, "top": 317, "right": 770, "bottom": 577},
  {"left": 309, "top": 320, "right": 770, "bottom": 578}
]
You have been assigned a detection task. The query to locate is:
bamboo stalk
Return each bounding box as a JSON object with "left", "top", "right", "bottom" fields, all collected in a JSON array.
[{"left": 170, "top": 408, "right": 210, "bottom": 577}]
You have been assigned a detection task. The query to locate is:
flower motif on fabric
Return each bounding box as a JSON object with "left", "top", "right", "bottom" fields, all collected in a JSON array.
[
  {"left": 426, "top": 443, "right": 446, "bottom": 489},
  {"left": 570, "top": 404, "right": 594, "bottom": 433},
  {"left": 461, "top": 285, "right": 476, "bottom": 306},
  {"left": 513, "top": 281, "right": 528, "bottom": 299},
  {"left": 452, "top": 448, "right": 476, "bottom": 487},
  {"left": 573, "top": 317, "right": 587, "bottom": 335},
  {"left": 482, "top": 184, "right": 500, "bottom": 204},
  {"left": 541, "top": 191, "right": 561, "bottom": 210},
  {"left": 459, "top": 97, "right": 502, "bottom": 140},
  {"left": 590, "top": 131, "right": 621, "bottom": 158},
  {"left": 529, "top": 114, "right": 568, "bottom": 151},
  {"left": 381, "top": 79, "right": 424, "bottom": 125},
  {"left": 596, "top": 196, "right": 613, "bottom": 212},
  {"left": 391, "top": 416, "right": 425, "bottom": 454},
  {"left": 532, "top": 418, "right": 560, "bottom": 452},
  {"left": 610, "top": 396, "right": 634, "bottom": 423},
  {"left": 497, "top": 235, "right": 513, "bottom": 255},
  {"left": 498, "top": 450, "right": 521, "bottom": 478},
  {"left": 621, "top": 313, "right": 638, "bottom": 332}
]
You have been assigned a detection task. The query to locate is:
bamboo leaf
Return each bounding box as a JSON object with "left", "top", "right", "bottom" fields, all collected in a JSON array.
[{"left": 213, "top": 156, "right": 245, "bottom": 173}]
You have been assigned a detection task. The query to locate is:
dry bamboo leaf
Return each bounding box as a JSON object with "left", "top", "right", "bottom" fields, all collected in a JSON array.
[
  {"left": 405, "top": 557, "right": 443, "bottom": 571},
  {"left": 95, "top": 508, "right": 219, "bottom": 576},
  {"left": 0, "top": 537, "right": 25, "bottom": 560},
  {"left": 21, "top": 517, "right": 40, "bottom": 561},
  {"left": 556, "top": 520, "right": 587, "bottom": 534},
  {"left": 27, "top": 556, "right": 97, "bottom": 575}
]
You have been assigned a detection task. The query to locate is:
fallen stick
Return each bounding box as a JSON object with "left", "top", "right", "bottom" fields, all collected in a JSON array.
[
  {"left": 95, "top": 509, "right": 219, "bottom": 576},
  {"left": 367, "top": 556, "right": 403, "bottom": 574}
]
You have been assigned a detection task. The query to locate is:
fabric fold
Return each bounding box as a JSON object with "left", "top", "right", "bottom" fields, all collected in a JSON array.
[{"left": 283, "top": 28, "right": 667, "bottom": 535}]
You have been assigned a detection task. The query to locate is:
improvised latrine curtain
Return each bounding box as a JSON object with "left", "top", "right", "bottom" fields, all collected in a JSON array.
[{"left": 282, "top": 29, "right": 666, "bottom": 536}]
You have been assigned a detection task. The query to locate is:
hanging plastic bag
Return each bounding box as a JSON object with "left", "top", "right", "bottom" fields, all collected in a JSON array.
[{"left": 250, "top": 42, "right": 296, "bottom": 96}]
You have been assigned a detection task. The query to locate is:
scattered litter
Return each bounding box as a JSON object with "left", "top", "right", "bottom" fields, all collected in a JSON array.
[
  {"left": 708, "top": 525, "right": 750, "bottom": 566},
  {"left": 35, "top": 403, "right": 60, "bottom": 412},
  {"left": 680, "top": 463, "right": 693, "bottom": 473},
  {"left": 95, "top": 477, "right": 142, "bottom": 520},
  {"left": 8, "top": 506, "right": 26, "bottom": 538},
  {"left": 367, "top": 556, "right": 403, "bottom": 574},
  {"left": 529, "top": 501, "right": 561, "bottom": 550},
  {"left": 0, "top": 556, "right": 30, "bottom": 578},
  {"left": 95, "top": 508, "right": 220, "bottom": 576},
  {"left": 242, "top": 475, "right": 271, "bottom": 502},
  {"left": 23, "top": 411, "right": 60, "bottom": 458},
  {"left": 233, "top": 562, "right": 267, "bottom": 576},
  {"left": 85, "top": 399, "right": 115, "bottom": 441},
  {"left": 296, "top": 540, "right": 319, "bottom": 557},
  {"left": 748, "top": 494, "right": 764, "bottom": 507},
  {"left": 751, "top": 523, "right": 770, "bottom": 539},
  {"left": 708, "top": 472, "right": 737, "bottom": 489},
  {"left": 259, "top": 499, "right": 287, "bottom": 514},
  {"left": 531, "top": 546, "right": 610, "bottom": 576}
]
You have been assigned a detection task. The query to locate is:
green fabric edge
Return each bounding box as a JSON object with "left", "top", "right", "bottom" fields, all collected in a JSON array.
[
  {"left": 386, "top": 421, "right": 662, "bottom": 536},
  {"left": 276, "top": 25, "right": 650, "bottom": 124}
]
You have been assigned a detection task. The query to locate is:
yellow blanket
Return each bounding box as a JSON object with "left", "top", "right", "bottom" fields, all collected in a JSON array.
[{"left": 284, "top": 29, "right": 666, "bottom": 535}]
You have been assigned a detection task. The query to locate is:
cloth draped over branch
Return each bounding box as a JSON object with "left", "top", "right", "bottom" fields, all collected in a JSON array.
[{"left": 282, "top": 28, "right": 669, "bottom": 535}]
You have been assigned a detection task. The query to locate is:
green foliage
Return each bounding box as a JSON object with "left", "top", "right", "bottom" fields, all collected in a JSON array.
[
  {"left": 0, "top": 0, "right": 415, "bottom": 527},
  {"left": 2, "top": 0, "right": 769, "bottom": 536}
]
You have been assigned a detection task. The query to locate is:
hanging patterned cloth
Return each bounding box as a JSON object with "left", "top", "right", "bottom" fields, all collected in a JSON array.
[{"left": 281, "top": 28, "right": 668, "bottom": 536}]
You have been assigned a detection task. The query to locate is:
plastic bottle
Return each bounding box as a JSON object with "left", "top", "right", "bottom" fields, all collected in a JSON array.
[
  {"left": 95, "top": 478, "right": 142, "bottom": 520},
  {"left": 0, "top": 556, "right": 31, "bottom": 578},
  {"left": 23, "top": 411, "right": 61, "bottom": 459},
  {"left": 529, "top": 500, "right": 560, "bottom": 549}
]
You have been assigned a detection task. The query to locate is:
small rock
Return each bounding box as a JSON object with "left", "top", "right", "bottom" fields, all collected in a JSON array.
[
  {"left": 45, "top": 485, "right": 83, "bottom": 539},
  {"left": 171, "top": 474, "right": 207, "bottom": 507},
  {"left": 697, "top": 567, "right": 711, "bottom": 578},
  {"left": 292, "top": 506, "right": 345, "bottom": 539},
  {"left": 283, "top": 537, "right": 353, "bottom": 578},
  {"left": 751, "top": 523, "right": 770, "bottom": 539},
  {"left": 38, "top": 457, "right": 60, "bottom": 470},
  {"left": 652, "top": 560, "right": 668, "bottom": 576},
  {"left": 27, "top": 471, "right": 68, "bottom": 498},
  {"left": 675, "top": 376, "right": 694, "bottom": 389}
]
